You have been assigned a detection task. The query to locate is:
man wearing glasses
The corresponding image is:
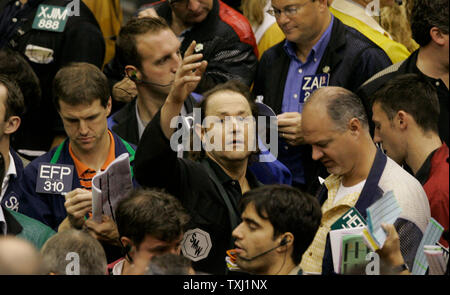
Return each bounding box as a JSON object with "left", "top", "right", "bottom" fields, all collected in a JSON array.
[{"left": 253, "top": 0, "right": 392, "bottom": 196}]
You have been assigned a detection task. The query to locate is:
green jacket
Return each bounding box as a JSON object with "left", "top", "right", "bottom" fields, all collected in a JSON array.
[{"left": 3, "top": 206, "right": 55, "bottom": 250}]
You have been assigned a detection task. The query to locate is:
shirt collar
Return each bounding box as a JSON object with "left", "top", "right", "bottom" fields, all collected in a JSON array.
[
  {"left": 415, "top": 145, "right": 441, "bottom": 185},
  {"left": 0, "top": 205, "right": 6, "bottom": 235},
  {"left": 6, "top": 151, "right": 17, "bottom": 179},
  {"left": 69, "top": 131, "right": 116, "bottom": 175},
  {"left": 283, "top": 15, "right": 334, "bottom": 64},
  {"left": 135, "top": 100, "right": 146, "bottom": 140},
  {"left": 331, "top": 0, "right": 391, "bottom": 38},
  {"left": 206, "top": 157, "right": 260, "bottom": 188}
]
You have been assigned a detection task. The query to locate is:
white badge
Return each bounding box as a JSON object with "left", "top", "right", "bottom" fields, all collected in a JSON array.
[{"left": 181, "top": 228, "right": 212, "bottom": 262}]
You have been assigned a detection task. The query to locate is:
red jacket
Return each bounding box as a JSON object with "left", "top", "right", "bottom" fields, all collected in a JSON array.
[{"left": 422, "top": 143, "right": 449, "bottom": 247}]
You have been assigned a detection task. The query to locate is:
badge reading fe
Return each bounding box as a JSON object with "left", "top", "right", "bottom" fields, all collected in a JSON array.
[
  {"left": 299, "top": 73, "right": 330, "bottom": 103},
  {"left": 36, "top": 163, "right": 74, "bottom": 194},
  {"left": 32, "top": 5, "right": 69, "bottom": 33}
]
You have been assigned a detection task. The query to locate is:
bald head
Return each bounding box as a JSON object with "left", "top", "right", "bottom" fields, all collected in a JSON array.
[
  {"left": 0, "top": 236, "right": 42, "bottom": 275},
  {"left": 304, "top": 87, "right": 369, "bottom": 132}
]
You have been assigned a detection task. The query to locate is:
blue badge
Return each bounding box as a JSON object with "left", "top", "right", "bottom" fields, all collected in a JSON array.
[
  {"left": 36, "top": 163, "right": 74, "bottom": 194},
  {"left": 299, "top": 73, "right": 330, "bottom": 103}
]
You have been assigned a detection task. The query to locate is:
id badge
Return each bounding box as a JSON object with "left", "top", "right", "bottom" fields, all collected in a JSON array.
[
  {"left": 36, "top": 163, "right": 74, "bottom": 194},
  {"left": 32, "top": 5, "right": 69, "bottom": 32},
  {"left": 299, "top": 73, "right": 330, "bottom": 103}
]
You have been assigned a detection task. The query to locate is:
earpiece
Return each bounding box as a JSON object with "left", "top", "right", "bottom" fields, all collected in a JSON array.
[{"left": 280, "top": 236, "right": 289, "bottom": 246}]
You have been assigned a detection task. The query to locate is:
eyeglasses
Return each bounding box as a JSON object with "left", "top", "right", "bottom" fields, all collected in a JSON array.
[{"left": 267, "top": 3, "right": 306, "bottom": 18}]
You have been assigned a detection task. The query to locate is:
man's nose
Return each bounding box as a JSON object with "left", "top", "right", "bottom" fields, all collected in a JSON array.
[{"left": 311, "top": 145, "right": 324, "bottom": 161}]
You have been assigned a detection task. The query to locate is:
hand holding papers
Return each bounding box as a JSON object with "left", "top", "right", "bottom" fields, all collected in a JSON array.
[{"left": 363, "top": 190, "right": 402, "bottom": 251}]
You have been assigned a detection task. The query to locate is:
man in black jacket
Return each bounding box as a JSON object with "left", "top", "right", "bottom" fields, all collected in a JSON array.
[
  {"left": 253, "top": 0, "right": 391, "bottom": 195},
  {"left": 106, "top": 0, "right": 258, "bottom": 104},
  {"left": 0, "top": 0, "right": 105, "bottom": 157},
  {"left": 357, "top": 0, "right": 449, "bottom": 146},
  {"left": 134, "top": 42, "right": 263, "bottom": 274},
  {"left": 108, "top": 17, "right": 195, "bottom": 146}
]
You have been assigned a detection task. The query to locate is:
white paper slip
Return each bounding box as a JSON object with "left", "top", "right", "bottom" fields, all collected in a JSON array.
[
  {"left": 330, "top": 227, "right": 366, "bottom": 274},
  {"left": 412, "top": 218, "right": 444, "bottom": 275},
  {"left": 366, "top": 190, "right": 402, "bottom": 247},
  {"left": 91, "top": 153, "right": 133, "bottom": 223}
]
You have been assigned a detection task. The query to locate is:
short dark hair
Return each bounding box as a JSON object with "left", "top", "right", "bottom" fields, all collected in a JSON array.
[
  {"left": 411, "top": 0, "right": 449, "bottom": 46},
  {"left": 52, "top": 62, "right": 110, "bottom": 111},
  {"left": 146, "top": 253, "right": 193, "bottom": 275},
  {"left": 0, "top": 48, "right": 41, "bottom": 115},
  {"left": 190, "top": 79, "right": 259, "bottom": 161},
  {"left": 115, "top": 188, "right": 190, "bottom": 247},
  {"left": 0, "top": 75, "right": 25, "bottom": 120},
  {"left": 41, "top": 229, "right": 107, "bottom": 275},
  {"left": 371, "top": 73, "right": 440, "bottom": 133},
  {"left": 116, "top": 17, "right": 170, "bottom": 71},
  {"left": 239, "top": 185, "right": 322, "bottom": 265}
]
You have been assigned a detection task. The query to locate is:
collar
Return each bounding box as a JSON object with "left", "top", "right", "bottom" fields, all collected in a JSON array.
[
  {"left": 5, "top": 151, "right": 17, "bottom": 179},
  {"left": 1, "top": 204, "right": 23, "bottom": 235},
  {"left": 112, "top": 258, "right": 125, "bottom": 275},
  {"left": 288, "top": 264, "right": 303, "bottom": 275},
  {"left": 1, "top": 151, "right": 17, "bottom": 200},
  {"left": 415, "top": 145, "right": 442, "bottom": 185},
  {"left": 319, "top": 148, "right": 387, "bottom": 218},
  {"left": 0, "top": 205, "right": 6, "bottom": 235},
  {"left": 69, "top": 131, "right": 116, "bottom": 175},
  {"left": 205, "top": 157, "right": 260, "bottom": 188},
  {"left": 283, "top": 15, "right": 334, "bottom": 64},
  {"left": 135, "top": 99, "right": 147, "bottom": 140},
  {"left": 331, "top": 0, "right": 391, "bottom": 38}
]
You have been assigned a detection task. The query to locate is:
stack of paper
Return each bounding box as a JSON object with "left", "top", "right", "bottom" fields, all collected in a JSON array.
[
  {"left": 330, "top": 227, "right": 368, "bottom": 274},
  {"left": 412, "top": 218, "right": 444, "bottom": 275},
  {"left": 363, "top": 190, "right": 402, "bottom": 251},
  {"left": 92, "top": 153, "right": 133, "bottom": 223},
  {"left": 424, "top": 245, "right": 447, "bottom": 275}
]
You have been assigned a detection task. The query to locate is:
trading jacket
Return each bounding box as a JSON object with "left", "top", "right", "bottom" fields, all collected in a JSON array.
[{"left": 14, "top": 131, "right": 135, "bottom": 230}]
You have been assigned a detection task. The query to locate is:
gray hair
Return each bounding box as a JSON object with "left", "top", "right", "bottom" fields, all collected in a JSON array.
[
  {"left": 41, "top": 229, "right": 107, "bottom": 275},
  {"left": 307, "top": 87, "right": 369, "bottom": 132}
]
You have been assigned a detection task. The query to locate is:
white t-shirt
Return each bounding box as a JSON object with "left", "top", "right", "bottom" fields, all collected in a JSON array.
[{"left": 334, "top": 179, "right": 366, "bottom": 205}]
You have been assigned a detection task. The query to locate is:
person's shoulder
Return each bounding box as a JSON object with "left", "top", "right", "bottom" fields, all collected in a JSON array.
[
  {"left": 217, "top": 0, "right": 253, "bottom": 39},
  {"left": 259, "top": 40, "right": 286, "bottom": 61},
  {"left": 6, "top": 208, "right": 56, "bottom": 249}
]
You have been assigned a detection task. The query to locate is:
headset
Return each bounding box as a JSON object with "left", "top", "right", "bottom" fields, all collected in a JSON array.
[
  {"left": 238, "top": 236, "right": 290, "bottom": 262},
  {"left": 128, "top": 70, "right": 173, "bottom": 87}
]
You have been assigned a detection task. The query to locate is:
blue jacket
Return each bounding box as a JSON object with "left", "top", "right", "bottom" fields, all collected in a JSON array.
[
  {"left": 15, "top": 131, "right": 136, "bottom": 230},
  {"left": 1, "top": 148, "right": 27, "bottom": 211}
]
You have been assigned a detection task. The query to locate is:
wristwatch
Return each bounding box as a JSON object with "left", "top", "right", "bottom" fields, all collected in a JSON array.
[{"left": 392, "top": 262, "right": 409, "bottom": 274}]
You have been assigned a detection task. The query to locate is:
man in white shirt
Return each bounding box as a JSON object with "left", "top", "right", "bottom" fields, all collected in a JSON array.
[{"left": 300, "top": 86, "right": 430, "bottom": 274}]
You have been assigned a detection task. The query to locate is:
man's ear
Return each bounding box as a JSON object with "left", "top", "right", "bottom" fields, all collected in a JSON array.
[
  {"left": 106, "top": 97, "right": 112, "bottom": 117},
  {"left": 3, "top": 116, "right": 21, "bottom": 135},
  {"left": 396, "top": 111, "right": 409, "bottom": 131},
  {"left": 348, "top": 117, "right": 362, "bottom": 135},
  {"left": 430, "top": 27, "right": 448, "bottom": 46},
  {"left": 125, "top": 66, "right": 139, "bottom": 81}
]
